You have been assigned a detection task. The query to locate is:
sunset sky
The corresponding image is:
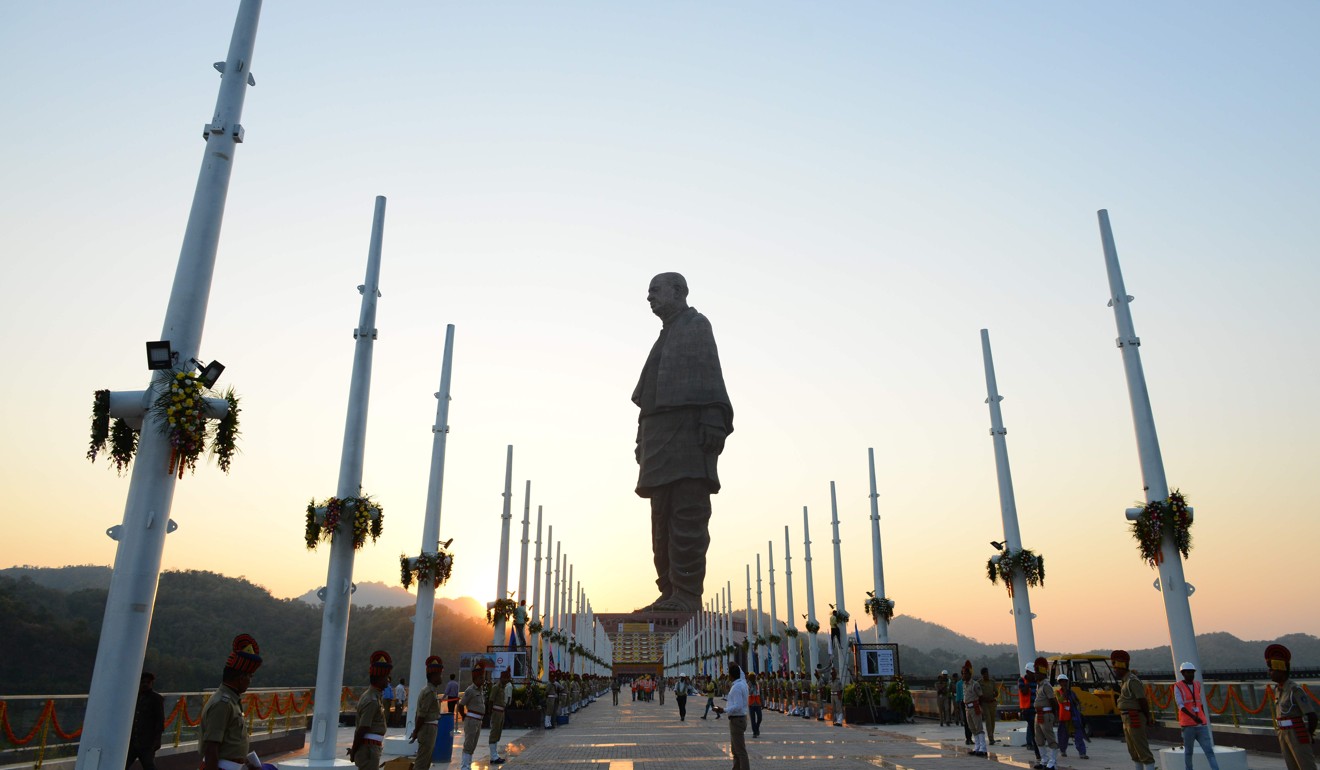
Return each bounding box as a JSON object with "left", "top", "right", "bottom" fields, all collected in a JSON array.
[{"left": 3, "top": 1, "right": 1317, "bottom": 661}]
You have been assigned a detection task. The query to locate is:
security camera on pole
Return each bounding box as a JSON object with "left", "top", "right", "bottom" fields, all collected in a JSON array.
[{"left": 76, "top": 6, "right": 259, "bottom": 769}]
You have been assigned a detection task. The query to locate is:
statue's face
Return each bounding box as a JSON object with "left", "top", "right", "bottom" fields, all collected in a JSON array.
[{"left": 647, "top": 276, "right": 684, "bottom": 318}]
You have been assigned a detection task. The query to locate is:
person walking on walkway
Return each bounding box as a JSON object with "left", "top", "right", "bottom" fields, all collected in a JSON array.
[
  {"left": 127, "top": 672, "right": 164, "bottom": 770},
  {"left": 1174, "top": 662, "right": 1219, "bottom": 770},
  {"left": 1112, "top": 650, "right": 1156, "bottom": 770},
  {"left": 487, "top": 667, "right": 511, "bottom": 765},
  {"left": 1056, "top": 675, "right": 1088, "bottom": 760},
  {"left": 979, "top": 668, "right": 999, "bottom": 745},
  {"left": 444, "top": 674, "right": 460, "bottom": 714},
  {"left": 747, "top": 672, "right": 763, "bottom": 738},
  {"left": 200, "top": 635, "right": 261, "bottom": 770},
  {"left": 702, "top": 677, "right": 720, "bottom": 719},
  {"left": 936, "top": 670, "right": 952, "bottom": 726},
  {"left": 1031, "top": 658, "right": 1060, "bottom": 770},
  {"left": 408, "top": 657, "right": 444, "bottom": 770},
  {"left": 1266, "top": 644, "right": 1317, "bottom": 770},
  {"left": 962, "top": 661, "right": 988, "bottom": 757},
  {"left": 1019, "top": 665, "right": 1040, "bottom": 763},
  {"left": 457, "top": 666, "right": 487, "bottom": 770},
  {"left": 676, "top": 675, "right": 695, "bottom": 721},
  {"left": 713, "top": 662, "right": 750, "bottom": 770},
  {"left": 350, "top": 651, "right": 392, "bottom": 770}
]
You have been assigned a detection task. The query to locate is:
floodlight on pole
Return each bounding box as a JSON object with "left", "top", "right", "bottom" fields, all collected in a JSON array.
[
  {"left": 145, "top": 341, "right": 174, "bottom": 370},
  {"left": 197, "top": 359, "right": 225, "bottom": 388}
]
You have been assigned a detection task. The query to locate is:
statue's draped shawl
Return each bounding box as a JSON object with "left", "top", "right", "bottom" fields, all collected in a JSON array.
[{"left": 632, "top": 307, "right": 734, "bottom": 431}]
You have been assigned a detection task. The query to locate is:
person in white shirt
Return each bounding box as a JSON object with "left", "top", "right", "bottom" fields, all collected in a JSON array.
[{"left": 714, "top": 662, "right": 750, "bottom": 770}]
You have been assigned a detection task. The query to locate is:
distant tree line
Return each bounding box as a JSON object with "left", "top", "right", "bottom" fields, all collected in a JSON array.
[{"left": 0, "top": 570, "right": 496, "bottom": 695}]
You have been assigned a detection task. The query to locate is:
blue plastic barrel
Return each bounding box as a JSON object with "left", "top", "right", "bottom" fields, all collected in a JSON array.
[{"left": 432, "top": 714, "right": 455, "bottom": 763}]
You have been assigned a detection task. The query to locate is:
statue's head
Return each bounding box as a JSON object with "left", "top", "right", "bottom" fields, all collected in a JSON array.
[{"left": 647, "top": 272, "right": 689, "bottom": 319}]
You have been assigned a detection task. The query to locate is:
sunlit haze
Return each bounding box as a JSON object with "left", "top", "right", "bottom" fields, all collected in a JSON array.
[{"left": 3, "top": 2, "right": 1318, "bottom": 657}]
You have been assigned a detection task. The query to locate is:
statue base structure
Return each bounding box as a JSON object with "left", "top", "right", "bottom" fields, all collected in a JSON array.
[{"left": 598, "top": 609, "right": 748, "bottom": 677}]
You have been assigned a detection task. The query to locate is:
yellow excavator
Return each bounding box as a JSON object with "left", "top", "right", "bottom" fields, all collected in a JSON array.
[{"left": 1047, "top": 654, "right": 1122, "bottom": 736}]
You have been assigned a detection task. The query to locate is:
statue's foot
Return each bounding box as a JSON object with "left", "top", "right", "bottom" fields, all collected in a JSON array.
[
  {"left": 652, "top": 596, "right": 700, "bottom": 612},
  {"left": 634, "top": 595, "right": 669, "bottom": 612}
]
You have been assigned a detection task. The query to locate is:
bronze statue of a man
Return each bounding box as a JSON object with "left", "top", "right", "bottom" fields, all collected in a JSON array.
[{"left": 633, "top": 272, "right": 733, "bottom": 612}]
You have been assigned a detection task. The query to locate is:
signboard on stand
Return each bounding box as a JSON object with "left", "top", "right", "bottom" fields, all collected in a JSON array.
[{"left": 854, "top": 643, "right": 900, "bottom": 680}]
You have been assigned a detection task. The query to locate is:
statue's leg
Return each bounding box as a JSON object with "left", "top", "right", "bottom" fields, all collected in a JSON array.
[
  {"left": 632, "top": 492, "right": 673, "bottom": 612},
  {"left": 663, "top": 478, "right": 711, "bottom": 611}
]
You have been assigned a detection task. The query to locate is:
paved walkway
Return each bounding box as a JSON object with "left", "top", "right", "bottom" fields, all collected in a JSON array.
[{"left": 288, "top": 696, "right": 1290, "bottom": 770}]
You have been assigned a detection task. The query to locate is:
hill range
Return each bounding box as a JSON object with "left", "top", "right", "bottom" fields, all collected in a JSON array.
[{"left": 2, "top": 565, "right": 1315, "bottom": 696}]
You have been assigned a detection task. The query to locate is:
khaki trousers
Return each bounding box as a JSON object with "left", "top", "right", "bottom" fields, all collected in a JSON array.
[
  {"left": 1034, "top": 713, "right": 1058, "bottom": 749},
  {"left": 965, "top": 704, "right": 984, "bottom": 735},
  {"left": 354, "top": 744, "right": 381, "bottom": 770},
  {"left": 488, "top": 712, "right": 505, "bottom": 744},
  {"left": 461, "top": 715, "right": 482, "bottom": 754},
  {"left": 1278, "top": 728, "right": 1318, "bottom": 770},
  {"left": 1122, "top": 713, "right": 1155, "bottom": 764},
  {"left": 411, "top": 724, "right": 437, "bottom": 770}
]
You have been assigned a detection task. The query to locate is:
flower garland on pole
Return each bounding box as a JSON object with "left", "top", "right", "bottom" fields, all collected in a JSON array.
[
  {"left": 804, "top": 619, "right": 820, "bottom": 634},
  {"left": 487, "top": 597, "right": 518, "bottom": 625},
  {"left": 1131, "top": 489, "right": 1192, "bottom": 567},
  {"left": 304, "top": 495, "right": 384, "bottom": 550},
  {"left": 399, "top": 548, "right": 454, "bottom": 589},
  {"left": 986, "top": 547, "right": 1045, "bottom": 597},
  {"left": 783, "top": 627, "right": 799, "bottom": 639},
  {"left": 863, "top": 591, "right": 895, "bottom": 624},
  {"left": 87, "top": 374, "right": 241, "bottom": 477},
  {"left": 528, "top": 620, "right": 543, "bottom": 636}
]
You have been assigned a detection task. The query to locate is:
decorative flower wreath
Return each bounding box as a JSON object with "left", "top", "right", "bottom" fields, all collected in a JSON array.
[
  {"left": 805, "top": 619, "right": 821, "bottom": 634},
  {"left": 768, "top": 633, "right": 782, "bottom": 645},
  {"left": 783, "top": 627, "right": 800, "bottom": 639},
  {"left": 831, "top": 608, "right": 850, "bottom": 624},
  {"left": 304, "top": 495, "right": 384, "bottom": 550},
  {"left": 400, "top": 548, "right": 454, "bottom": 589},
  {"left": 528, "top": 620, "right": 544, "bottom": 635},
  {"left": 986, "top": 547, "right": 1045, "bottom": 597},
  {"left": 864, "top": 593, "right": 896, "bottom": 624},
  {"left": 487, "top": 597, "right": 518, "bottom": 625},
  {"left": 88, "top": 375, "right": 240, "bottom": 478},
  {"left": 1131, "top": 489, "right": 1192, "bottom": 567}
]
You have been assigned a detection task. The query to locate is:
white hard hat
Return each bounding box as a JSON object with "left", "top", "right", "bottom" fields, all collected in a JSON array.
[
  {"left": 1056, "top": 674, "right": 1068, "bottom": 681},
  {"left": 1179, "top": 661, "right": 1196, "bottom": 672},
  {"left": 1025, "top": 665, "right": 1034, "bottom": 674},
  {"left": 941, "top": 670, "right": 948, "bottom": 675}
]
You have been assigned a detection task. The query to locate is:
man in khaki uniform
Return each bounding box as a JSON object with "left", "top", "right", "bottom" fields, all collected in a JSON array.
[
  {"left": 408, "top": 656, "right": 444, "bottom": 770},
  {"left": 487, "top": 667, "right": 512, "bottom": 765},
  {"left": 350, "top": 651, "right": 392, "bottom": 770},
  {"left": 831, "top": 671, "right": 844, "bottom": 726},
  {"left": 962, "top": 661, "right": 988, "bottom": 757},
  {"left": 1267, "top": 644, "right": 1318, "bottom": 770},
  {"left": 542, "top": 673, "right": 558, "bottom": 729},
  {"left": 1113, "top": 649, "right": 1156, "bottom": 770},
  {"left": 979, "top": 667, "right": 999, "bottom": 745},
  {"left": 458, "top": 666, "right": 487, "bottom": 770},
  {"left": 1032, "top": 657, "right": 1060, "bottom": 770},
  {"left": 200, "top": 634, "right": 262, "bottom": 770}
]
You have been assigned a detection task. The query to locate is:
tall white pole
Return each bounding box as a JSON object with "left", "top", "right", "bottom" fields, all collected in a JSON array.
[
  {"left": 755, "top": 554, "right": 765, "bottom": 674},
  {"left": 803, "top": 507, "right": 819, "bottom": 679},
  {"left": 867, "top": 448, "right": 890, "bottom": 644},
  {"left": 768, "top": 541, "right": 779, "bottom": 672},
  {"left": 744, "top": 565, "right": 753, "bottom": 670},
  {"left": 493, "top": 446, "right": 514, "bottom": 646},
  {"left": 1098, "top": 210, "right": 1201, "bottom": 675},
  {"left": 550, "top": 544, "right": 560, "bottom": 667},
  {"left": 302, "top": 196, "right": 389, "bottom": 766},
  {"left": 726, "top": 581, "right": 733, "bottom": 667},
  {"left": 403, "top": 325, "right": 456, "bottom": 738},
  {"left": 531, "top": 508, "right": 543, "bottom": 673},
  {"left": 981, "top": 329, "right": 1038, "bottom": 674},
  {"left": 784, "top": 526, "right": 798, "bottom": 675},
  {"left": 566, "top": 564, "right": 574, "bottom": 668},
  {"left": 828, "top": 482, "right": 850, "bottom": 684},
  {"left": 518, "top": 482, "right": 532, "bottom": 603},
  {"left": 76, "top": 6, "right": 260, "bottom": 769}
]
